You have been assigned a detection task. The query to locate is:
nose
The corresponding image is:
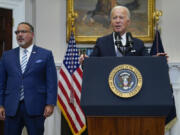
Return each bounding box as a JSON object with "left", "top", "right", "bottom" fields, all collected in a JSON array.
[
  {"left": 115, "top": 17, "right": 121, "bottom": 23},
  {"left": 17, "top": 32, "right": 24, "bottom": 37}
]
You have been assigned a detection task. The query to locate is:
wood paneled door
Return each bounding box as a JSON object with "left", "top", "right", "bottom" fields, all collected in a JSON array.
[
  {"left": 0, "top": 8, "right": 12, "bottom": 57},
  {"left": 0, "top": 7, "right": 13, "bottom": 135}
]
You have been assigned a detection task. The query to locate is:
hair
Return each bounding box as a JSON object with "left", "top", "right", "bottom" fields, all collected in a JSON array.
[
  {"left": 18, "top": 22, "right": 34, "bottom": 33},
  {"left": 110, "top": 5, "right": 131, "bottom": 20}
]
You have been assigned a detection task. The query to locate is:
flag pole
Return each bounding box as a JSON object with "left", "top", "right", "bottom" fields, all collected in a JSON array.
[
  {"left": 69, "top": 32, "right": 75, "bottom": 104},
  {"left": 153, "top": 10, "right": 163, "bottom": 54},
  {"left": 69, "top": 15, "right": 77, "bottom": 104}
]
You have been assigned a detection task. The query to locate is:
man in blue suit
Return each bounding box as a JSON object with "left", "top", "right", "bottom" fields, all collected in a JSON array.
[{"left": 0, "top": 22, "right": 57, "bottom": 135}]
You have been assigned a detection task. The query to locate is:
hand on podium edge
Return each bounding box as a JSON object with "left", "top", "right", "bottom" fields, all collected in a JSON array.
[
  {"left": 79, "top": 54, "right": 89, "bottom": 65},
  {"left": 156, "top": 52, "right": 169, "bottom": 62}
]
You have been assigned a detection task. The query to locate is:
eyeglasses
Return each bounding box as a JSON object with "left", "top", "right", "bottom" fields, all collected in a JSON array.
[{"left": 15, "top": 30, "right": 32, "bottom": 35}]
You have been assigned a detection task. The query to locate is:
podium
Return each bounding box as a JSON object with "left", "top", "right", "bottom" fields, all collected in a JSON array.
[
  {"left": 0, "top": 121, "right": 4, "bottom": 135},
  {"left": 80, "top": 56, "right": 174, "bottom": 135}
]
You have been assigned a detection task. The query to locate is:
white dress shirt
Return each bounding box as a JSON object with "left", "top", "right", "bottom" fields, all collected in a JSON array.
[
  {"left": 19, "top": 44, "right": 34, "bottom": 66},
  {"left": 113, "top": 32, "right": 127, "bottom": 57}
]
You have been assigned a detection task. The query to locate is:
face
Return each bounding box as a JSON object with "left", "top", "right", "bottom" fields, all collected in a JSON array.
[
  {"left": 111, "top": 7, "right": 130, "bottom": 35},
  {"left": 15, "top": 24, "right": 34, "bottom": 48}
]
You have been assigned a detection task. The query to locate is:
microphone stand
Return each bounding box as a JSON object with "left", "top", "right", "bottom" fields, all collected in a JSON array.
[
  {"left": 115, "top": 32, "right": 126, "bottom": 56},
  {"left": 126, "top": 32, "right": 134, "bottom": 55}
]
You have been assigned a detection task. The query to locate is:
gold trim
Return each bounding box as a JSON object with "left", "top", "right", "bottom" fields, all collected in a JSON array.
[
  {"left": 57, "top": 101, "right": 86, "bottom": 135},
  {"left": 108, "top": 64, "right": 142, "bottom": 98},
  {"left": 165, "top": 117, "right": 177, "bottom": 132},
  {"left": 153, "top": 10, "right": 163, "bottom": 30},
  {"left": 66, "top": 0, "right": 78, "bottom": 41},
  {"left": 67, "top": 0, "right": 155, "bottom": 43},
  {"left": 153, "top": 10, "right": 162, "bottom": 23}
]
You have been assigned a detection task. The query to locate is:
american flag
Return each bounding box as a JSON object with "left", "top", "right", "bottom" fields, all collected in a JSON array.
[
  {"left": 150, "top": 30, "right": 165, "bottom": 55},
  {"left": 57, "top": 33, "right": 86, "bottom": 135}
]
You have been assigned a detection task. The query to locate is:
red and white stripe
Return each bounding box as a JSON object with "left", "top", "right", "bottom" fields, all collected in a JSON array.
[{"left": 58, "top": 64, "right": 86, "bottom": 134}]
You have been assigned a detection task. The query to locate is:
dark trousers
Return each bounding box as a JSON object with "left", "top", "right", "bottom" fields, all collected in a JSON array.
[{"left": 4, "top": 101, "right": 45, "bottom": 135}]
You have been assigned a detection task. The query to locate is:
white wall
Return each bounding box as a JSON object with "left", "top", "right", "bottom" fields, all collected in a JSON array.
[
  {"left": 156, "top": 0, "right": 180, "bottom": 63},
  {"left": 35, "top": 0, "right": 66, "bottom": 65}
]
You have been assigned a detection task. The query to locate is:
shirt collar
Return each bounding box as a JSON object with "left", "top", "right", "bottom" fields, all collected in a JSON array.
[
  {"left": 113, "top": 32, "right": 127, "bottom": 46},
  {"left": 121, "top": 33, "right": 126, "bottom": 42},
  {"left": 20, "top": 44, "right": 34, "bottom": 53}
]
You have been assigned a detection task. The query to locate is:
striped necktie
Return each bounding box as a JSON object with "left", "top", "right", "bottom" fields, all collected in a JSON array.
[
  {"left": 20, "top": 49, "right": 27, "bottom": 100},
  {"left": 21, "top": 49, "right": 28, "bottom": 73}
]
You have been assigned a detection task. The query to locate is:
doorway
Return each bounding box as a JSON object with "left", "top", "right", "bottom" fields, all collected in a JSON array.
[
  {"left": 0, "top": 8, "right": 12, "bottom": 57},
  {"left": 0, "top": 7, "right": 13, "bottom": 135}
]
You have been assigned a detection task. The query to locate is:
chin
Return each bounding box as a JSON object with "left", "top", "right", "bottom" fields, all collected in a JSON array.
[
  {"left": 114, "top": 29, "right": 122, "bottom": 33},
  {"left": 18, "top": 42, "right": 25, "bottom": 47}
]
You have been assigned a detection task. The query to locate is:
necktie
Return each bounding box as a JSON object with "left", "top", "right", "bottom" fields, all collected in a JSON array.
[
  {"left": 20, "top": 49, "right": 27, "bottom": 100},
  {"left": 115, "top": 40, "right": 124, "bottom": 56},
  {"left": 21, "top": 49, "right": 28, "bottom": 73}
]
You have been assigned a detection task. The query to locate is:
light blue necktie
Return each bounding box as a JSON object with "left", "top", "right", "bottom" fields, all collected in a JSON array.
[
  {"left": 20, "top": 49, "right": 28, "bottom": 100},
  {"left": 21, "top": 49, "right": 28, "bottom": 73}
]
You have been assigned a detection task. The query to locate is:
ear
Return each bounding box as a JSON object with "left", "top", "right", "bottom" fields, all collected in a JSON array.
[
  {"left": 32, "top": 32, "right": 35, "bottom": 38},
  {"left": 127, "top": 19, "right": 131, "bottom": 26}
]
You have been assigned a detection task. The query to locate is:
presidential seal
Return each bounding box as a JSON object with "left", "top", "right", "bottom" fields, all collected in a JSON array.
[{"left": 108, "top": 64, "right": 142, "bottom": 98}]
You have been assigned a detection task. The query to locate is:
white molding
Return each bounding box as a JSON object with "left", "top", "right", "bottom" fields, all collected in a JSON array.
[
  {"left": 169, "top": 62, "right": 180, "bottom": 91},
  {"left": 172, "top": 83, "right": 180, "bottom": 90},
  {"left": 55, "top": 62, "right": 62, "bottom": 70},
  {"left": 8, "top": 0, "right": 23, "bottom": 1},
  {"left": 169, "top": 63, "right": 180, "bottom": 70},
  {"left": 0, "top": 0, "right": 23, "bottom": 7}
]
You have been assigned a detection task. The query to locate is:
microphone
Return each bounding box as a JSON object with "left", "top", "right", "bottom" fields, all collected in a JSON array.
[
  {"left": 115, "top": 32, "right": 122, "bottom": 47},
  {"left": 126, "top": 32, "right": 136, "bottom": 54},
  {"left": 114, "top": 32, "right": 124, "bottom": 55},
  {"left": 126, "top": 32, "right": 133, "bottom": 48}
]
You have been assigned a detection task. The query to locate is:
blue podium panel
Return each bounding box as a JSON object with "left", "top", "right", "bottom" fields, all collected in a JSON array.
[{"left": 80, "top": 56, "right": 174, "bottom": 117}]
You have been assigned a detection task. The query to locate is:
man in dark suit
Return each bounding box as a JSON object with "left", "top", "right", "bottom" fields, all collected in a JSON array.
[
  {"left": 90, "top": 33, "right": 148, "bottom": 57},
  {"left": 80, "top": 6, "right": 149, "bottom": 64},
  {"left": 0, "top": 22, "right": 57, "bottom": 135}
]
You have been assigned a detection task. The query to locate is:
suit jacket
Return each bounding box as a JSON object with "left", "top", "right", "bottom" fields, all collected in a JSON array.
[
  {"left": 0, "top": 45, "right": 57, "bottom": 116},
  {"left": 90, "top": 33, "right": 149, "bottom": 57}
]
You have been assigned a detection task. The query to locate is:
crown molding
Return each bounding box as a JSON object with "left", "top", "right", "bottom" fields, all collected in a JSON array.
[{"left": 0, "top": 0, "right": 23, "bottom": 7}]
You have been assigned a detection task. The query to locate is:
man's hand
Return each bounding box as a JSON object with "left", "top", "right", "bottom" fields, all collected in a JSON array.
[
  {"left": 79, "top": 54, "right": 88, "bottom": 65},
  {"left": 0, "top": 106, "right": 5, "bottom": 120},
  {"left": 156, "top": 52, "right": 167, "bottom": 57},
  {"left": 43, "top": 105, "right": 54, "bottom": 118},
  {"left": 156, "top": 53, "right": 169, "bottom": 61}
]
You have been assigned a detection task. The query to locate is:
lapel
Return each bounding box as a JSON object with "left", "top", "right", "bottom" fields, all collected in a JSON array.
[
  {"left": 107, "top": 33, "right": 116, "bottom": 56},
  {"left": 14, "top": 47, "right": 23, "bottom": 76},
  {"left": 23, "top": 45, "right": 38, "bottom": 74}
]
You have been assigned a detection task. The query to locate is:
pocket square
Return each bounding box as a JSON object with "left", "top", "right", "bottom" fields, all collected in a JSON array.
[
  {"left": 35, "top": 59, "right": 43, "bottom": 63},
  {"left": 131, "top": 49, "right": 136, "bottom": 53}
]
